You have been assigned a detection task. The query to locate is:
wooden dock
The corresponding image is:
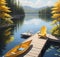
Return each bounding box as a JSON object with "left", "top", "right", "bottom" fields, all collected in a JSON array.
[
  {"left": 18, "top": 33, "right": 59, "bottom": 57},
  {"left": 22, "top": 33, "right": 48, "bottom": 57}
]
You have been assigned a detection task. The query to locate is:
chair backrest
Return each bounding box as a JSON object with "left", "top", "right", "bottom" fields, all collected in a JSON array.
[{"left": 40, "top": 26, "right": 47, "bottom": 35}]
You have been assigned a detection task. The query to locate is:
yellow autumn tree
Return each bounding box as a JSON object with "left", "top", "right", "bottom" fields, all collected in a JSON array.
[
  {"left": 51, "top": 0, "right": 60, "bottom": 36},
  {"left": 0, "top": 0, "right": 13, "bottom": 24}
]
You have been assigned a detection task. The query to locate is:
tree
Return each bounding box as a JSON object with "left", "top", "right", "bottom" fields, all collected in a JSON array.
[
  {"left": 51, "top": 0, "right": 60, "bottom": 36},
  {"left": 0, "top": 0, "right": 13, "bottom": 24}
]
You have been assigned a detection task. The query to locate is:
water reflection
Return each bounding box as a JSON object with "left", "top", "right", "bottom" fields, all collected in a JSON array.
[
  {"left": 43, "top": 41, "right": 60, "bottom": 57},
  {"left": 0, "top": 28, "right": 14, "bottom": 56},
  {"left": 25, "top": 14, "right": 39, "bottom": 20},
  {"left": 39, "top": 14, "right": 53, "bottom": 22},
  {"left": 12, "top": 15, "right": 25, "bottom": 32}
]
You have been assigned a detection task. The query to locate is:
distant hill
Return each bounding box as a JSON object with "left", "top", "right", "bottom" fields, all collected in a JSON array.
[{"left": 23, "top": 6, "right": 39, "bottom": 14}]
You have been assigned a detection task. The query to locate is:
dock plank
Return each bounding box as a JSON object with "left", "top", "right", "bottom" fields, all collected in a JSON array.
[{"left": 23, "top": 34, "right": 47, "bottom": 57}]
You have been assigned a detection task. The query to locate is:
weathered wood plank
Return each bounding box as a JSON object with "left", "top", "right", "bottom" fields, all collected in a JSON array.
[
  {"left": 24, "top": 55, "right": 31, "bottom": 57},
  {"left": 23, "top": 33, "right": 47, "bottom": 57}
]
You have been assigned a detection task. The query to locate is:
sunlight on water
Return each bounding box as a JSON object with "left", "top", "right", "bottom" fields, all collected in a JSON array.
[
  {"left": 24, "top": 18, "right": 41, "bottom": 25},
  {"left": 43, "top": 45, "right": 60, "bottom": 57}
]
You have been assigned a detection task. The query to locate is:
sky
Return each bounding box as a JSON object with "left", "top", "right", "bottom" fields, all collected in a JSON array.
[{"left": 17, "top": 0, "right": 57, "bottom": 8}]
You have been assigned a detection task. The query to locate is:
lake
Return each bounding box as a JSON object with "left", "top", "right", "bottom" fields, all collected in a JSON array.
[{"left": 0, "top": 14, "right": 53, "bottom": 57}]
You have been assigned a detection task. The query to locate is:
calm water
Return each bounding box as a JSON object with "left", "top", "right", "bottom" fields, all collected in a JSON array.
[
  {"left": 0, "top": 14, "right": 53, "bottom": 57},
  {"left": 43, "top": 41, "right": 60, "bottom": 57},
  {"left": 43, "top": 45, "right": 60, "bottom": 57}
]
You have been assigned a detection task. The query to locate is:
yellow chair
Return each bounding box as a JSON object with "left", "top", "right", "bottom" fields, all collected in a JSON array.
[{"left": 38, "top": 26, "right": 47, "bottom": 38}]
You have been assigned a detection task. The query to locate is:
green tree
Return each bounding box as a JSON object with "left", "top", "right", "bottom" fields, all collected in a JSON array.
[
  {"left": 0, "top": 0, "right": 13, "bottom": 24},
  {"left": 51, "top": 0, "right": 60, "bottom": 36}
]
